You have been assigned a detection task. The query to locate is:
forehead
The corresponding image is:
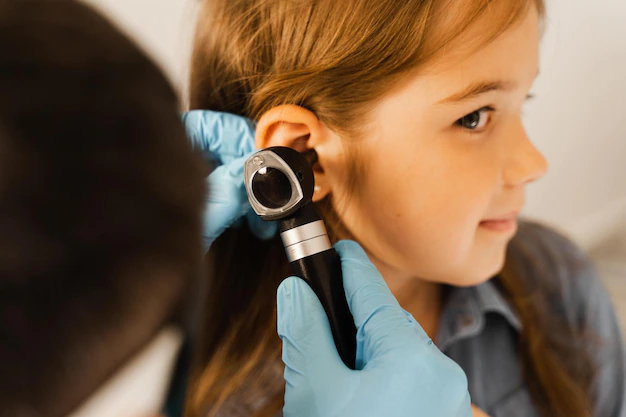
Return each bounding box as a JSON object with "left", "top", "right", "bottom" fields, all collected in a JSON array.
[{"left": 421, "top": 7, "right": 540, "bottom": 98}]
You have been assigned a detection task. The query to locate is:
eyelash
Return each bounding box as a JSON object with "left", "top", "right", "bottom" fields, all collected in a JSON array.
[{"left": 455, "top": 106, "right": 495, "bottom": 132}]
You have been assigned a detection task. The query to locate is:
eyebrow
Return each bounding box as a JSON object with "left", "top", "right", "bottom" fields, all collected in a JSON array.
[
  {"left": 437, "top": 69, "right": 541, "bottom": 105},
  {"left": 436, "top": 80, "right": 516, "bottom": 104}
]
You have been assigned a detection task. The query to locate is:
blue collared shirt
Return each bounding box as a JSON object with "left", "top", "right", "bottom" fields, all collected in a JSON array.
[{"left": 439, "top": 222, "right": 626, "bottom": 416}]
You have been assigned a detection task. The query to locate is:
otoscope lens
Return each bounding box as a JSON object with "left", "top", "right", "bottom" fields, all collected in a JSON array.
[{"left": 251, "top": 167, "right": 292, "bottom": 209}]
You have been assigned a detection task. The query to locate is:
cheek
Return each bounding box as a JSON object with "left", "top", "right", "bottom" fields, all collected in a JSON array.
[{"left": 334, "top": 139, "right": 506, "bottom": 285}]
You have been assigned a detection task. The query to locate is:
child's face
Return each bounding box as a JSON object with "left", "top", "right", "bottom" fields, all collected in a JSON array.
[{"left": 326, "top": 7, "right": 547, "bottom": 287}]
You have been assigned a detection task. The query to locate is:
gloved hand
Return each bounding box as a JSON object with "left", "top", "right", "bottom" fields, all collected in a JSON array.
[
  {"left": 277, "top": 240, "right": 472, "bottom": 417},
  {"left": 182, "top": 110, "right": 277, "bottom": 251}
]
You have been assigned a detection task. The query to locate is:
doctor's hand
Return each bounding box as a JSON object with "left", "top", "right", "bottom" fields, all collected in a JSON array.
[
  {"left": 181, "top": 110, "right": 276, "bottom": 251},
  {"left": 277, "top": 240, "right": 472, "bottom": 417}
]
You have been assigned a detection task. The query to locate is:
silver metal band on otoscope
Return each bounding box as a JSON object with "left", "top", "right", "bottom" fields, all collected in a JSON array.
[{"left": 280, "top": 220, "right": 332, "bottom": 262}]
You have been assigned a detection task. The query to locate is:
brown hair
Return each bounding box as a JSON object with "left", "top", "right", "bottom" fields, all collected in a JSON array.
[
  {"left": 187, "top": 1, "right": 595, "bottom": 416},
  {"left": 0, "top": 1, "right": 205, "bottom": 416}
]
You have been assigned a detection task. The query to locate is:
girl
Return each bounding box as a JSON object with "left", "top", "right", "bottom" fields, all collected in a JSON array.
[{"left": 186, "top": 1, "right": 626, "bottom": 416}]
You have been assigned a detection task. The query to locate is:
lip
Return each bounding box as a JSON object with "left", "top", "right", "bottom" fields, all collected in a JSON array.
[
  {"left": 479, "top": 211, "right": 520, "bottom": 233},
  {"left": 481, "top": 211, "right": 520, "bottom": 222}
]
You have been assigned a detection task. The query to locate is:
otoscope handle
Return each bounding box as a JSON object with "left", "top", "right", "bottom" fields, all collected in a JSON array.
[{"left": 290, "top": 248, "right": 357, "bottom": 369}]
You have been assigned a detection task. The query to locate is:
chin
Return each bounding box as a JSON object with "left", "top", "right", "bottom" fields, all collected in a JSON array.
[
  {"left": 445, "top": 253, "right": 506, "bottom": 288},
  {"left": 450, "top": 273, "right": 495, "bottom": 288},
  {"left": 476, "top": 255, "right": 507, "bottom": 284}
]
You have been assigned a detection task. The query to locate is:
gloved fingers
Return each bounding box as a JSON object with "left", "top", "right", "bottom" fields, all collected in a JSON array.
[
  {"left": 202, "top": 153, "right": 278, "bottom": 251},
  {"left": 182, "top": 110, "right": 256, "bottom": 166},
  {"left": 202, "top": 156, "right": 248, "bottom": 250},
  {"left": 334, "top": 240, "right": 433, "bottom": 367},
  {"left": 277, "top": 277, "right": 350, "bottom": 389},
  {"left": 182, "top": 110, "right": 277, "bottom": 248}
]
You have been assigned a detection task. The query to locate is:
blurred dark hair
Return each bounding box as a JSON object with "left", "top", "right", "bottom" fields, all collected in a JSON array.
[{"left": 0, "top": 1, "right": 205, "bottom": 416}]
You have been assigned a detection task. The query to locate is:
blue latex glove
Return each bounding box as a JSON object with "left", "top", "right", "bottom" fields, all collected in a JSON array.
[
  {"left": 182, "top": 110, "right": 277, "bottom": 251},
  {"left": 277, "top": 240, "right": 472, "bottom": 417}
]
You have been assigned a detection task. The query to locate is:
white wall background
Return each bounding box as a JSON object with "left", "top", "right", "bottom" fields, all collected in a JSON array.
[
  {"left": 81, "top": 0, "right": 199, "bottom": 94},
  {"left": 523, "top": 0, "right": 626, "bottom": 248},
  {"left": 83, "top": 0, "right": 626, "bottom": 249}
]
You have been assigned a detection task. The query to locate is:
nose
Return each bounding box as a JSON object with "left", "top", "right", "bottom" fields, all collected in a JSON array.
[{"left": 502, "top": 119, "right": 548, "bottom": 188}]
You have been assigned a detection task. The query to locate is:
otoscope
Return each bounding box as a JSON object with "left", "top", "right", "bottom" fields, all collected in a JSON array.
[{"left": 244, "top": 147, "right": 357, "bottom": 369}]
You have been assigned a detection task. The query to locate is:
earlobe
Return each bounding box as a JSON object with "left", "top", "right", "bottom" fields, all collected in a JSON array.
[
  {"left": 255, "top": 105, "right": 332, "bottom": 201},
  {"left": 312, "top": 184, "right": 327, "bottom": 202}
]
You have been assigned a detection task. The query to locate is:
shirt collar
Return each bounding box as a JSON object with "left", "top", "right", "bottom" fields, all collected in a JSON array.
[{"left": 436, "top": 277, "right": 521, "bottom": 351}]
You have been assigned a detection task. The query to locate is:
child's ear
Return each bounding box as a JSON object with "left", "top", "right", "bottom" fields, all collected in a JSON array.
[{"left": 256, "top": 105, "right": 334, "bottom": 202}]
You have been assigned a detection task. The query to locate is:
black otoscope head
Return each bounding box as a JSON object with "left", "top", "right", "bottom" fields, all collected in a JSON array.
[
  {"left": 244, "top": 147, "right": 318, "bottom": 222},
  {"left": 244, "top": 146, "right": 357, "bottom": 370}
]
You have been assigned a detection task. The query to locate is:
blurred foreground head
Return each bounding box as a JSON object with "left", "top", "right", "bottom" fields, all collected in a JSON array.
[{"left": 0, "top": 0, "right": 205, "bottom": 415}]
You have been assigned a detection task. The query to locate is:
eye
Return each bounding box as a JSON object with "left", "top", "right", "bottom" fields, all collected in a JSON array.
[{"left": 455, "top": 107, "right": 494, "bottom": 131}]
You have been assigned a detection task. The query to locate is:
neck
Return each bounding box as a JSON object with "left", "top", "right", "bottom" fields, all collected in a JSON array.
[{"left": 368, "top": 255, "right": 442, "bottom": 340}]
